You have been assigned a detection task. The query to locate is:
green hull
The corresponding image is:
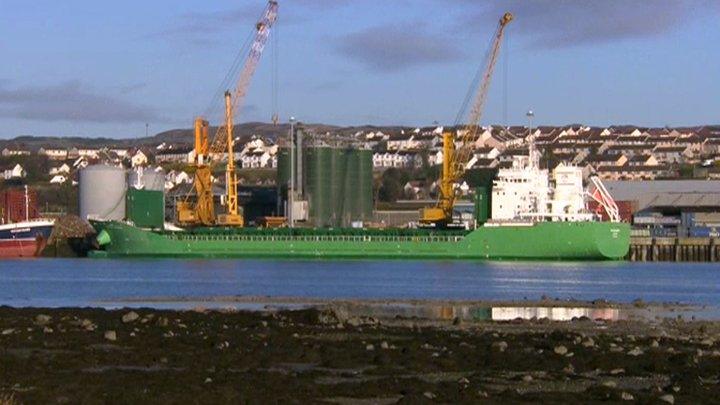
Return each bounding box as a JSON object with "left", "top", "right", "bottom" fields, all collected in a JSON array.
[{"left": 90, "top": 221, "right": 630, "bottom": 261}]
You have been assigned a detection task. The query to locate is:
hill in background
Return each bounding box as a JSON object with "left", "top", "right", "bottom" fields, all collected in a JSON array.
[{"left": 0, "top": 122, "right": 414, "bottom": 151}]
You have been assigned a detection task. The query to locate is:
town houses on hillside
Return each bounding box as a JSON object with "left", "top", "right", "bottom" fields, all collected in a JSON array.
[
  {"left": 355, "top": 124, "right": 720, "bottom": 181},
  {"left": 3, "top": 124, "right": 720, "bottom": 187}
]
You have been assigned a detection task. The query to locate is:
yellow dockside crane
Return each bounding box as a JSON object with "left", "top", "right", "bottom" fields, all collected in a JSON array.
[
  {"left": 420, "top": 12, "right": 513, "bottom": 227},
  {"left": 177, "top": 1, "right": 279, "bottom": 227}
]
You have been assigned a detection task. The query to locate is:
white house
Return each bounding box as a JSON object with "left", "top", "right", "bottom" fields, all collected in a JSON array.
[
  {"left": 474, "top": 146, "right": 501, "bottom": 160},
  {"left": 1, "top": 148, "right": 30, "bottom": 157},
  {"left": 241, "top": 150, "right": 273, "bottom": 168},
  {"left": 110, "top": 149, "right": 129, "bottom": 158},
  {"left": 392, "top": 151, "right": 422, "bottom": 168},
  {"left": 238, "top": 138, "right": 277, "bottom": 169},
  {"left": 165, "top": 170, "right": 193, "bottom": 190},
  {"left": 386, "top": 133, "right": 416, "bottom": 151},
  {"left": 373, "top": 152, "right": 395, "bottom": 169},
  {"left": 49, "top": 163, "right": 71, "bottom": 176},
  {"left": 77, "top": 148, "right": 100, "bottom": 159},
  {"left": 131, "top": 150, "right": 149, "bottom": 167},
  {"left": 50, "top": 175, "right": 68, "bottom": 184},
  {"left": 155, "top": 146, "right": 194, "bottom": 163},
  {"left": 427, "top": 150, "right": 444, "bottom": 166},
  {"left": 38, "top": 148, "right": 68, "bottom": 160},
  {"left": 2, "top": 164, "right": 26, "bottom": 180}
]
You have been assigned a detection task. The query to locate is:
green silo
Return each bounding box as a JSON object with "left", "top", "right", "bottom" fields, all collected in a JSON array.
[
  {"left": 299, "top": 146, "right": 375, "bottom": 228},
  {"left": 357, "top": 149, "right": 373, "bottom": 221},
  {"left": 276, "top": 147, "right": 291, "bottom": 215},
  {"left": 341, "top": 150, "right": 359, "bottom": 226},
  {"left": 306, "top": 147, "right": 333, "bottom": 227},
  {"left": 329, "top": 148, "right": 348, "bottom": 227}
]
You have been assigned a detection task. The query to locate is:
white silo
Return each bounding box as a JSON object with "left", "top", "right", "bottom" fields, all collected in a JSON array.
[
  {"left": 128, "top": 167, "right": 166, "bottom": 191},
  {"left": 79, "top": 165, "right": 127, "bottom": 221}
]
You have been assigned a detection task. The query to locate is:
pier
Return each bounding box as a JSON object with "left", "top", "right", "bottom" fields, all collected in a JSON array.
[{"left": 628, "top": 237, "right": 719, "bottom": 262}]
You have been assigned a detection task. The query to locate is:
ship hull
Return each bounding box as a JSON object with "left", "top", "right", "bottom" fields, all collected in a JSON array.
[
  {"left": 0, "top": 221, "right": 54, "bottom": 258},
  {"left": 90, "top": 221, "right": 630, "bottom": 261}
]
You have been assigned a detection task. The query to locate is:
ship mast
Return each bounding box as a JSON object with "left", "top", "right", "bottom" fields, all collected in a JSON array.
[{"left": 24, "top": 184, "right": 29, "bottom": 222}]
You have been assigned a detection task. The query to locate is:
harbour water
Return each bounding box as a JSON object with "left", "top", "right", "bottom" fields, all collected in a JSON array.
[{"left": 0, "top": 259, "right": 718, "bottom": 309}]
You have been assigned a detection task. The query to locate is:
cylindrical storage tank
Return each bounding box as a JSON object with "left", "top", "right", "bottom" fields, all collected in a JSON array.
[
  {"left": 357, "top": 149, "right": 373, "bottom": 221},
  {"left": 342, "top": 150, "right": 360, "bottom": 226},
  {"left": 128, "top": 167, "right": 165, "bottom": 191},
  {"left": 305, "top": 147, "right": 332, "bottom": 227},
  {"left": 276, "top": 147, "right": 291, "bottom": 189},
  {"left": 79, "top": 165, "right": 127, "bottom": 221},
  {"left": 329, "top": 148, "right": 348, "bottom": 227}
]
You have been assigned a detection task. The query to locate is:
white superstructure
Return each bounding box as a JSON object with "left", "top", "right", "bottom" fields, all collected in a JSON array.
[{"left": 491, "top": 147, "right": 597, "bottom": 223}]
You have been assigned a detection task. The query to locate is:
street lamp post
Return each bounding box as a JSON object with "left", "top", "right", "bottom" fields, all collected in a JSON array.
[{"left": 526, "top": 110, "right": 537, "bottom": 168}]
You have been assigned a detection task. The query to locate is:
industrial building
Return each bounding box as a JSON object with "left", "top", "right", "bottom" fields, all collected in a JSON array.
[{"left": 604, "top": 180, "right": 720, "bottom": 237}]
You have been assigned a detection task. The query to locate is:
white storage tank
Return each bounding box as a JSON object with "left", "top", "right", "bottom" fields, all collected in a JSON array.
[
  {"left": 79, "top": 165, "right": 127, "bottom": 221},
  {"left": 128, "top": 167, "right": 165, "bottom": 191}
]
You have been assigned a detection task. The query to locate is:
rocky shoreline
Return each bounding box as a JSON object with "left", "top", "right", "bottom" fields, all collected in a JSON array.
[{"left": 1, "top": 305, "right": 719, "bottom": 403}]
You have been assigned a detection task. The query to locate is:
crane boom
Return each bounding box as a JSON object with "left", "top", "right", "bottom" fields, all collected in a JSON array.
[
  {"left": 211, "top": 1, "right": 278, "bottom": 156},
  {"left": 420, "top": 12, "right": 513, "bottom": 226},
  {"left": 177, "top": 1, "right": 278, "bottom": 227}
]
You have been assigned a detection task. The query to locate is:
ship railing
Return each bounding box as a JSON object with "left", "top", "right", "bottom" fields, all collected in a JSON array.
[
  {"left": 167, "top": 233, "right": 466, "bottom": 243},
  {"left": 519, "top": 212, "right": 595, "bottom": 222}
]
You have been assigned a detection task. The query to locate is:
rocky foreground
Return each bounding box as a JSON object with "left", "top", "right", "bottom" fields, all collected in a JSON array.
[{"left": 1, "top": 306, "right": 719, "bottom": 404}]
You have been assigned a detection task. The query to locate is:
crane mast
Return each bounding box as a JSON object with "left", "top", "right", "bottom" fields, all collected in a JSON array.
[
  {"left": 420, "top": 12, "right": 513, "bottom": 226},
  {"left": 177, "top": 1, "right": 278, "bottom": 227}
]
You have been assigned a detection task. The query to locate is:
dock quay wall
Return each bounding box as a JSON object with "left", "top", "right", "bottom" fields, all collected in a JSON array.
[{"left": 628, "top": 236, "right": 719, "bottom": 262}]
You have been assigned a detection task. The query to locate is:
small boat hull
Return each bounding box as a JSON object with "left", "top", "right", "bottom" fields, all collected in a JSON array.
[{"left": 0, "top": 220, "right": 54, "bottom": 258}]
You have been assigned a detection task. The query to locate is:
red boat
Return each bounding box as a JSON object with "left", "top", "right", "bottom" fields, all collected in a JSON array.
[
  {"left": 0, "top": 219, "right": 54, "bottom": 258},
  {"left": 0, "top": 186, "right": 54, "bottom": 258}
]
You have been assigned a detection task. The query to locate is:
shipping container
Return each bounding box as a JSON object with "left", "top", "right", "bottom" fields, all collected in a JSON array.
[
  {"left": 633, "top": 215, "right": 680, "bottom": 225},
  {"left": 630, "top": 228, "right": 651, "bottom": 237},
  {"left": 694, "top": 212, "right": 720, "bottom": 223},
  {"left": 687, "top": 226, "right": 720, "bottom": 238},
  {"left": 681, "top": 212, "right": 695, "bottom": 227},
  {"left": 650, "top": 227, "right": 677, "bottom": 238}
]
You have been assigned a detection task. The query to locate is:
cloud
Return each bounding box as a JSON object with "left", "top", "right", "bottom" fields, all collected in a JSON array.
[
  {"left": 336, "top": 24, "right": 464, "bottom": 72},
  {"left": 0, "top": 81, "right": 162, "bottom": 123},
  {"left": 119, "top": 82, "right": 147, "bottom": 95},
  {"left": 455, "top": 0, "right": 720, "bottom": 48},
  {"left": 148, "top": 5, "right": 262, "bottom": 43}
]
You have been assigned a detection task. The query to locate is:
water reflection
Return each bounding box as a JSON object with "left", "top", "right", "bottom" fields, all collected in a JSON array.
[
  {"left": 490, "top": 306, "right": 622, "bottom": 321},
  {"left": 334, "top": 303, "right": 625, "bottom": 322}
]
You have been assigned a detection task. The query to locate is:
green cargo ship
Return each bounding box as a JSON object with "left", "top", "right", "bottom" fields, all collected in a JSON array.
[{"left": 89, "top": 220, "right": 629, "bottom": 260}]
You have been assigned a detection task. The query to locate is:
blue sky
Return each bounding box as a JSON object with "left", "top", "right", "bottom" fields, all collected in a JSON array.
[{"left": 0, "top": 0, "right": 718, "bottom": 138}]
